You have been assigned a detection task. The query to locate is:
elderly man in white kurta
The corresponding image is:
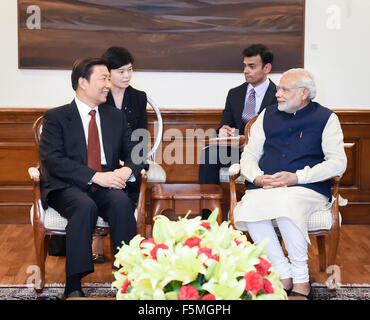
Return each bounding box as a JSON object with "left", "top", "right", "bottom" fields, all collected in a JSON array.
[{"left": 233, "top": 68, "right": 347, "bottom": 298}]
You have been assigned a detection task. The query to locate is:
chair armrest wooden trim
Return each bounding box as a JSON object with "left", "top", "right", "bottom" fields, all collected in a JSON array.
[
  {"left": 330, "top": 176, "right": 341, "bottom": 232},
  {"left": 229, "top": 164, "right": 242, "bottom": 229},
  {"left": 136, "top": 169, "right": 147, "bottom": 237},
  {"left": 28, "top": 166, "right": 46, "bottom": 228}
]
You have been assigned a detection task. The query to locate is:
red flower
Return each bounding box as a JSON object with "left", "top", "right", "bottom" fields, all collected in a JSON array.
[
  {"left": 234, "top": 239, "right": 242, "bottom": 246},
  {"left": 200, "top": 221, "right": 211, "bottom": 230},
  {"left": 150, "top": 243, "right": 169, "bottom": 260},
  {"left": 140, "top": 238, "right": 156, "bottom": 256},
  {"left": 262, "top": 278, "right": 274, "bottom": 294},
  {"left": 141, "top": 237, "right": 156, "bottom": 245},
  {"left": 178, "top": 285, "right": 200, "bottom": 300},
  {"left": 244, "top": 271, "right": 263, "bottom": 296},
  {"left": 201, "top": 293, "right": 216, "bottom": 300},
  {"left": 255, "top": 257, "right": 272, "bottom": 276},
  {"left": 198, "top": 247, "right": 219, "bottom": 262},
  {"left": 184, "top": 236, "right": 202, "bottom": 248},
  {"left": 121, "top": 279, "right": 130, "bottom": 294}
]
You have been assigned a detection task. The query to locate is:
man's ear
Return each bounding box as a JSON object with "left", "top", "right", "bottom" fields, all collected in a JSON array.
[
  {"left": 301, "top": 87, "right": 311, "bottom": 100},
  {"left": 78, "top": 77, "right": 88, "bottom": 90},
  {"left": 263, "top": 63, "right": 272, "bottom": 74}
]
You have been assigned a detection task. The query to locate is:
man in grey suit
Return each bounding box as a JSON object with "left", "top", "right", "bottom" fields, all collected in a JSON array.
[
  {"left": 39, "top": 58, "right": 141, "bottom": 298},
  {"left": 199, "top": 44, "right": 277, "bottom": 185}
]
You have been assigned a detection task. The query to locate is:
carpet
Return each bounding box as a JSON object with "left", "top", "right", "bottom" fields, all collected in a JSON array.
[
  {"left": 0, "top": 283, "right": 116, "bottom": 300},
  {"left": 0, "top": 283, "right": 368, "bottom": 300}
]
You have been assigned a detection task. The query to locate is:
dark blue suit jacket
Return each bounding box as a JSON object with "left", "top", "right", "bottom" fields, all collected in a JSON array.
[{"left": 219, "top": 79, "right": 277, "bottom": 135}]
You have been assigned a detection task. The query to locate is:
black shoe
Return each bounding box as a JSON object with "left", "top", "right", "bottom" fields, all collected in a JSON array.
[
  {"left": 201, "top": 209, "right": 212, "bottom": 219},
  {"left": 92, "top": 253, "right": 105, "bottom": 264},
  {"left": 284, "top": 287, "right": 292, "bottom": 296},
  {"left": 61, "top": 289, "right": 85, "bottom": 300},
  {"left": 289, "top": 286, "right": 313, "bottom": 300}
]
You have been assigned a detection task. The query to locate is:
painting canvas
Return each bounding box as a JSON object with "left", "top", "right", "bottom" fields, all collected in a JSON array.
[{"left": 18, "top": 0, "right": 305, "bottom": 72}]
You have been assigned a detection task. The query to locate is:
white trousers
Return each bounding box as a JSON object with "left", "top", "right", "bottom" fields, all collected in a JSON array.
[{"left": 247, "top": 217, "right": 309, "bottom": 283}]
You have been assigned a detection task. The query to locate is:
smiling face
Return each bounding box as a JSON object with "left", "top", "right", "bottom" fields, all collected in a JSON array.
[
  {"left": 276, "top": 73, "right": 310, "bottom": 113},
  {"left": 78, "top": 65, "right": 111, "bottom": 107},
  {"left": 243, "top": 55, "right": 271, "bottom": 87},
  {"left": 110, "top": 63, "right": 133, "bottom": 90}
]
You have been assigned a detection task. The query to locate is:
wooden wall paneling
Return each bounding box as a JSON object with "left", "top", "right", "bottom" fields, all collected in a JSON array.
[
  {"left": 0, "top": 107, "right": 369, "bottom": 224},
  {"left": 0, "top": 108, "right": 44, "bottom": 223},
  {"left": 341, "top": 141, "right": 358, "bottom": 187},
  {"left": 335, "top": 110, "right": 370, "bottom": 224},
  {"left": 360, "top": 139, "right": 370, "bottom": 191}
]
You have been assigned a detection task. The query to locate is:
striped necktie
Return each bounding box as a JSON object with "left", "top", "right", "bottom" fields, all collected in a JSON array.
[{"left": 242, "top": 88, "right": 256, "bottom": 123}]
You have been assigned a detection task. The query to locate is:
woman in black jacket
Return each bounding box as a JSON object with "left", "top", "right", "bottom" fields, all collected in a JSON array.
[
  {"left": 92, "top": 47, "right": 148, "bottom": 263},
  {"left": 103, "top": 46, "right": 148, "bottom": 131}
]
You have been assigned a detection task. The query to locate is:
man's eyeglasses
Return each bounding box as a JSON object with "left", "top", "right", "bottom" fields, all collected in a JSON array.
[{"left": 276, "top": 86, "right": 304, "bottom": 93}]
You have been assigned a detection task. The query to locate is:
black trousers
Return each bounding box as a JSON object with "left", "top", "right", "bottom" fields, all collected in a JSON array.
[
  {"left": 48, "top": 186, "right": 137, "bottom": 278},
  {"left": 198, "top": 145, "right": 241, "bottom": 184}
]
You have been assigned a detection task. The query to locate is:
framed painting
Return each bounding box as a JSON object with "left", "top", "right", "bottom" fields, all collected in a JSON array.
[{"left": 18, "top": 0, "right": 305, "bottom": 72}]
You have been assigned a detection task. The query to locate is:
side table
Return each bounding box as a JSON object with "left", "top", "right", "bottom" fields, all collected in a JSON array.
[{"left": 151, "top": 184, "right": 223, "bottom": 224}]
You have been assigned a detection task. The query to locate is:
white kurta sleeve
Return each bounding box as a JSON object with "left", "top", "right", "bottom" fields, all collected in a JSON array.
[
  {"left": 240, "top": 109, "right": 266, "bottom": 183},
  {"left": 296, "top": 113, "right": 347, "bottom": 184}
]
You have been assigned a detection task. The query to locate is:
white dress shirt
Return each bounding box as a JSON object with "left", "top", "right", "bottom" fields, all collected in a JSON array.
[
  {"left": 245, "top": 77, "right": 271, "bottom": 115},
  {"left": 75, "top": 96, "right": 107, "bottom": 166}
]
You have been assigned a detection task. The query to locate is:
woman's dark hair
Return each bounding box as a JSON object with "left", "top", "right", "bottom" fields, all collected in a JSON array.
[
  {"left": 242, "top": 44, "right": 274, "bottom": 67},
  {"left": 102, "top": 46, "right": 134, "bottom": 70},
  {"left": 71, "top": 57, "right": 109, "bottom": 91}
]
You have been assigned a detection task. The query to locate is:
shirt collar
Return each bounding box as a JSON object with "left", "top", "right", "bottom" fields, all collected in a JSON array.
[
  {"left": 75, "top": 96, "right": 99, "bottom": 117},
  {"left": 248, "top": 78, "right": 270, "bottom": 97}
]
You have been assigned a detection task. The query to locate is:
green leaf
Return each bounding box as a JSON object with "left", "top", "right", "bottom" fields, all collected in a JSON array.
[
  {"left": 190, "top": 274, "right": 205, "bottom": 291},
  {"left": 207, "top": 208, "right": 219, "bottom": 225},
  {"left": 184, "top": 210, "right": 192, "bottom": 219},
  {"left": 205, "top": 261, "right": 217, "bottom": 281},
  {"left": 164, "top": 280, "right": 182, "bottom": 293}
]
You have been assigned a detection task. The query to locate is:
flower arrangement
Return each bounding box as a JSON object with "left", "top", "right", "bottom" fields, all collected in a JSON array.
[{"left": 112, "top": 210, "right": 287, "bottom": 300}]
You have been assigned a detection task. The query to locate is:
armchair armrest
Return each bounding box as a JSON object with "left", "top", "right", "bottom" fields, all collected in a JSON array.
[
  {"left": 229, "top": 163, "right": 242, "bottom": 229},
  {"left": 229, "top": 163, "right": 241, "bottom": 181},
  {"left": 136, "top": 169, "right": 148, "bottom": 237},
  {"left": 146, "top": 160, "right": 166, "bottom": 183},
  {"left": 28, "top": 166, "right": 45, "bottom": 228},
  {"left": 330, "top": 176, "right": 342, "bottom": 231},
  {"left": 28, "top": 167, "right": 40, "bottom": 182}
]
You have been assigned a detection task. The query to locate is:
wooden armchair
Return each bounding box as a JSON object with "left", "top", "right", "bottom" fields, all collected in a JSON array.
[
  {"left": 228, "top": 116, "right": 344, "bottom": 274},
  {"left": 29, "top": 116, "right": 148, "bottom": 292}
]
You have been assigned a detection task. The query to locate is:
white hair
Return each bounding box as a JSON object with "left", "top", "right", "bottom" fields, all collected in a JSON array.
[{"left": 283, "top": 68, "right": 316, "bottom": 100}]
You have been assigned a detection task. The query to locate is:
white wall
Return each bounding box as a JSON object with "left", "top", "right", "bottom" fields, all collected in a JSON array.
[{"left": 0, "top": 0, "right": 369, "bottom": 109}]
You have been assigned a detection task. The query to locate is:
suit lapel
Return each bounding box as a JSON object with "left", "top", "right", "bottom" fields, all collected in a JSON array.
[
  {"left": 236, "top": 83, "right": 248, "bottom": 130},
  {"left": 99, "top": 105, "right": 113, "bottom": 169},
  {"left": 66, "top": 100, "right": 88, "bottom": 164},
  {"left": 259, "top": 79, "right": 277, "bottom": 112}
]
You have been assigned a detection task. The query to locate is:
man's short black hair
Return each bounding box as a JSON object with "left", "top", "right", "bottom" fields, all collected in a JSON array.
[
  {"left": 242, "top": 44, "right": 274, "bottom": 67},
  {"left": 71, "top": 57, "right": 109, "bottom": 91},
  {"left": 102, "top": 46, "right": 134, "bottom": 71}
]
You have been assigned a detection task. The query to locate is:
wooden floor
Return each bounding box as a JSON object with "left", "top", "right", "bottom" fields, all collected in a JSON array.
[{"left": 0, "top": 224, "right": 369, "bottom": 285}]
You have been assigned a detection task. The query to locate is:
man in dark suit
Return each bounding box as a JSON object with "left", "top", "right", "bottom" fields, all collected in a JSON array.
[
  {"left": 199, "top": 44, "right": 277, "bottom": 185},
  {"left": 39, "top": 58, "right": 141, "bottom": 298}
]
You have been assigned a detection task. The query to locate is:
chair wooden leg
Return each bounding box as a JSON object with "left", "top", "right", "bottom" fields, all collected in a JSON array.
[
  {"left": 152, "top": 200, "right": 171, "bottom": 219},
  {"left": 316, "top": 236, "right": 327, "bottom": 272},
  {"left": 328, "top": 227, "right": 340, "bottom": 268},
  {"left": 33, "top": 228, "right": 48, "bottom": 292}
]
